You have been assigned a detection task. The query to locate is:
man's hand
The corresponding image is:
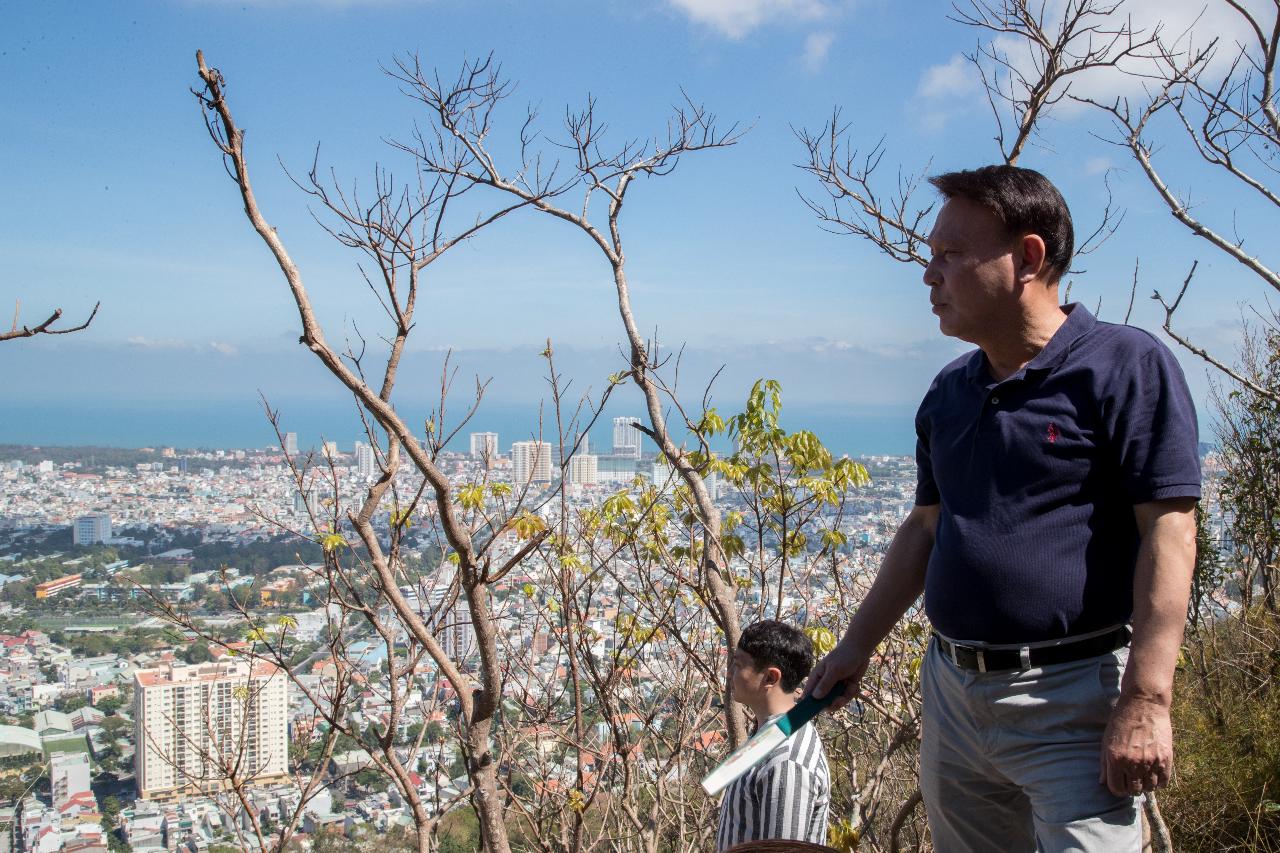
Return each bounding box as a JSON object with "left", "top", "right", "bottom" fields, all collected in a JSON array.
[
  {"left": 1101, "top": 498, "right": 1195, "bottom": 798},
  {"left": 802, "top": 639, "right": 870, "bottom": 714},
  {"left": 1099, "top": 695, "right": 1174, "bottom": 796}
]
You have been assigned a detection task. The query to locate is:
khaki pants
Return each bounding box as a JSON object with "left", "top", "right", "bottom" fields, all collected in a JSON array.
[{"left": 919, "top": 637, "right": 1140, "bottom": 852}]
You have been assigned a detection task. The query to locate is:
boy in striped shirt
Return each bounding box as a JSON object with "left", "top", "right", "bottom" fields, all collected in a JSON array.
[{"left": 716, "top": 620, "right": 831, "bottom": 851}]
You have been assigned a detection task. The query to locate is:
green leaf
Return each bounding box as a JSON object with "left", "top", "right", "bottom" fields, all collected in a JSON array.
[
  {"left": 805, "top": 626, "right": 837, "bottom": 657},
  {"left": 511, "top": 511, "right": 546, "bottom": 539},
  {"left": 457, "top": 485, "right": 485, "bottom": 511}
]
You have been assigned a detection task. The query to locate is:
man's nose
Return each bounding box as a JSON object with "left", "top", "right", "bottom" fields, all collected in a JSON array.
[{"left": 923, "top": 259, "right": 940, "bottom": 287}]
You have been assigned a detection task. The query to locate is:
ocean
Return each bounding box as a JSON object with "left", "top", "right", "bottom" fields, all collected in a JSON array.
[{"left": 0, "top": 398, "right": 919, "bottom": 457}]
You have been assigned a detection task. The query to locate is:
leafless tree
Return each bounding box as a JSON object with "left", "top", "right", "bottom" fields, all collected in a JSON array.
[
  {"left": 383, "top": 53, "right": 752, "bottom": 748},
  {"left": 1080, "top": 0, "right": 1280, "bottom": 401},
  {"left": 797, "top": 0, "right": 1140, "bottom": 280}
]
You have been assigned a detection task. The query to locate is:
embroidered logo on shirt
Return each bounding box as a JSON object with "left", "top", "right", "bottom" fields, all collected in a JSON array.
[{"left": 1047, "top": 422, "right": 1059, "bottom": 444}]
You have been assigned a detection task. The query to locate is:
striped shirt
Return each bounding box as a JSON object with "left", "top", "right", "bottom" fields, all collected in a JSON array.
[{"left": 715, "top": 719, "right": 830, "bottom": 851}]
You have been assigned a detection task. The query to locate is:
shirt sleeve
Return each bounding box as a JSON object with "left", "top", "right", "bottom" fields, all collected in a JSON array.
[
  {"left": 755, "top": 759, "right": 822, "bottom": 842},
  {"left": 1106, "top": 341, "right": 1202, "bottom": 503},
  {"left": 915, "top": 398, "right": 940, "bottom": 506}
]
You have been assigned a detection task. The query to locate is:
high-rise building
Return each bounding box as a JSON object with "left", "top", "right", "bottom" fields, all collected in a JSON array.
[
  {"left": 470, "top": 432, "right": 499, "bottom": 467},
  {"left": 568, "top": 453, "right": 598, "bottom": 486},
  {"left": 353, "top": 441, "right": 376, "bottom": 478},
  {"left": 73, "top": 513, "right": 111, "bottom": 546},
  {"left": 321, "top": 440, "right": 338, "bottom": 458},
  {"left": 511, "top": 440, "right": 553, "bottom": 484},
  {"left": 134, "top": 660, "right": 289, "bottom": 800},
  {"left": 613, "top": 417, "right": 642, "bottom": 459},
  {"left": 284, "top": 432, "right": 298, "bottom": 456}
]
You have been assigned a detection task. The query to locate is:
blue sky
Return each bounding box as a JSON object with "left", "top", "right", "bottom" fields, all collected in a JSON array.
[{"left": 0, "top": 0, "right": 1268, "bottom": 448}]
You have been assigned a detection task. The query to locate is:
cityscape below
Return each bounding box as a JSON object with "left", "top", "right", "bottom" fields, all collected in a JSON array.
[{"left": 0, "top": 418, "right": 1228, "bottom": 852}]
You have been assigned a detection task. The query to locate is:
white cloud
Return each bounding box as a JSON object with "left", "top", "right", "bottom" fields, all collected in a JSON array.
[
  {"left": 127, "top": 336, "right": 194, "bottom": 351},
  {"left": 1084, "top": 156, "right": 1113, "bottom": 176},
  {"left": 124, "top": 337, "right": 238, "bottom": 356},
  {"left": 209, "top": 341, "right": 239, "bottom": 356},
  {"left": 918, "top": 54, "right": 979, "bottom": 99},
  {"left": 667, "top": 0, "right": 833, "bottom": 39},
  {"left": 976, "top": 1, "right": 1263, "bottom": 112},
  {"left": 803, "top": 31, "right": 836, "bottom": 72}
]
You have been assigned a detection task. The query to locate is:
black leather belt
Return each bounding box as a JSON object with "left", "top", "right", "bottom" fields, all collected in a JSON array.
[{"left": 934, "top": 626, "right": 1131, "bottom": 673}]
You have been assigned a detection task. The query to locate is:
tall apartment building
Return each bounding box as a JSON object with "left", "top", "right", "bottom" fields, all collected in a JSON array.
[
  {"left": 470, "top": 432, "right": 499, "bottom": 467},
  {"left": 568, "top": 453, "right": 598, "bottom": 486},
  {"left": 134, "top": 660, "right": 289, "bottom": 800},
  {"left": 511, "top": 440, "right": 553, "bottom": 484},
  {"left": 284, "top": 432, "right": 298, "bottom": 456},
  {"left": 353, "top": 440, "right": 376, "bottom": 478},
  {"left": 72, "top": 512, "right": 111, "bottom": 545},
  {"left": 612, "top": 417, "right": 642, "bottom": 459}
]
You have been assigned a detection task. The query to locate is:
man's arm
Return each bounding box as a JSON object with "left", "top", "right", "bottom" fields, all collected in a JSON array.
[
  {"left": 1100, "top": 497, "right": 1197, "bottom": 796},
  {"left": 805, "top": 503, "right": 939, "bottom": 712}
]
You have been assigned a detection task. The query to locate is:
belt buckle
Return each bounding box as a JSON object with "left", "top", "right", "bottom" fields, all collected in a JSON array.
[
  {"left": 947, "top": 640, "right": 959, "bottom": 667},
  {"left": 975, "top": 649, "right": 987, "bottom": 673}
]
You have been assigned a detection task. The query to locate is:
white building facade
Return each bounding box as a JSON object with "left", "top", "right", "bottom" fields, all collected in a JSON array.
[
  {"left": 568, "top": 453, "right": 599, "bottom": 486},
  {"left": 470, "top": 432, "right": 498, "bottom": 465},
  {"left": 72, "top": 513, "right": 111, "bottom": 545},
  {"left": 511, "top": 440, "right": 553, "bottom": 484},
  {"left": 353, "top": 441, "right": 376, "bottom": 478},
  {"left": 612, "top": 417, "right": 642, "bottom": 458},
  {"left": 133, "top": 661, "right": 289, "bottom": 800}
]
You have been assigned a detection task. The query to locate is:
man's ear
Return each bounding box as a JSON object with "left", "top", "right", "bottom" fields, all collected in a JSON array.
[
  {"left": 763, "top": 666, "right": 783, "bottom": 689},
  {"left": 1015, "top": 233, "right": 1048, "bottom": 283}
]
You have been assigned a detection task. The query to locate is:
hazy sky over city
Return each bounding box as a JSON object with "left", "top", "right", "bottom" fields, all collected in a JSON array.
[{"left": 1, "top": 0, "right": 1268, "bottom": 447}]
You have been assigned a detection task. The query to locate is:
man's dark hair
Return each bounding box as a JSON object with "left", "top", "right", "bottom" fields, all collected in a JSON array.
[
  {"left": 929, "top": 165, "right": 1074, "bottom": 283},
  {"left": 738, "top": 620, "right": 814, "bottom": 693}
]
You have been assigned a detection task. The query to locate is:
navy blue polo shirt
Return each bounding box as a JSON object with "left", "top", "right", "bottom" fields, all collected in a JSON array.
[{"left": 915, "top": 304, "right": 1201, "bottom": 643}]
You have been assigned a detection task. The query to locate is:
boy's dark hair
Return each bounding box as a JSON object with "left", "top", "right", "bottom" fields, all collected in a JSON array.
[
  {"left": 738, "top": 620, "right": 814, "bottom": 693},
  {"left": 929, "top": 165, "right": 1074, "bottom": 283}
]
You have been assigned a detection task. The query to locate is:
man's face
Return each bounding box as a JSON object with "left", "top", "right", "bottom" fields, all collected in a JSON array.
[{"left": 923, "top": 197, "right": 1021, "bottom": 345}]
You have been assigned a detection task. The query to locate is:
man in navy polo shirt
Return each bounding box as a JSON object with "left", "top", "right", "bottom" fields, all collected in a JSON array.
[{"left": 806, "top": 165, "right": 1200, "bottom": 851}]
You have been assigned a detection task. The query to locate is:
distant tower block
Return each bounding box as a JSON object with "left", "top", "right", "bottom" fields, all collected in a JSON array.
[
  {"left": 613, "top": 416, "right": 642, "bottom": 459},
  {"left": 470, "top": 432, "right": 499, "bottom": 467},
  {"left": 353, "top": 441, "right": 376, "bottom": 478},
  {"left": 73, "top": 512, "right": 111, "bottom": 546},
  {"left": 568, "top": 453, "right": 598, "bottom": 486},
  {"left": 511, "top": 440, "right": 553, "bottom": 484},
  {"left": 134, "top": 660, "right": 289, "bottom": 800},
  {"left": 284, "top": 432, "right": 298, "bottom": 456}
]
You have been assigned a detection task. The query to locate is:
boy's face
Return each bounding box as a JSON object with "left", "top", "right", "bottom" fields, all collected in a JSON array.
[{"left": 729, "top": 648, "right": 780, "bottom": 708}]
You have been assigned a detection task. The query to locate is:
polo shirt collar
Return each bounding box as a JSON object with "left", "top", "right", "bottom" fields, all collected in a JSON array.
[
  {"left": 1027, "top": 303, "right": 1095, "bottom": 374},
  {"left": 965, "top": 303, "right": 1096, "bottom": 384}
]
